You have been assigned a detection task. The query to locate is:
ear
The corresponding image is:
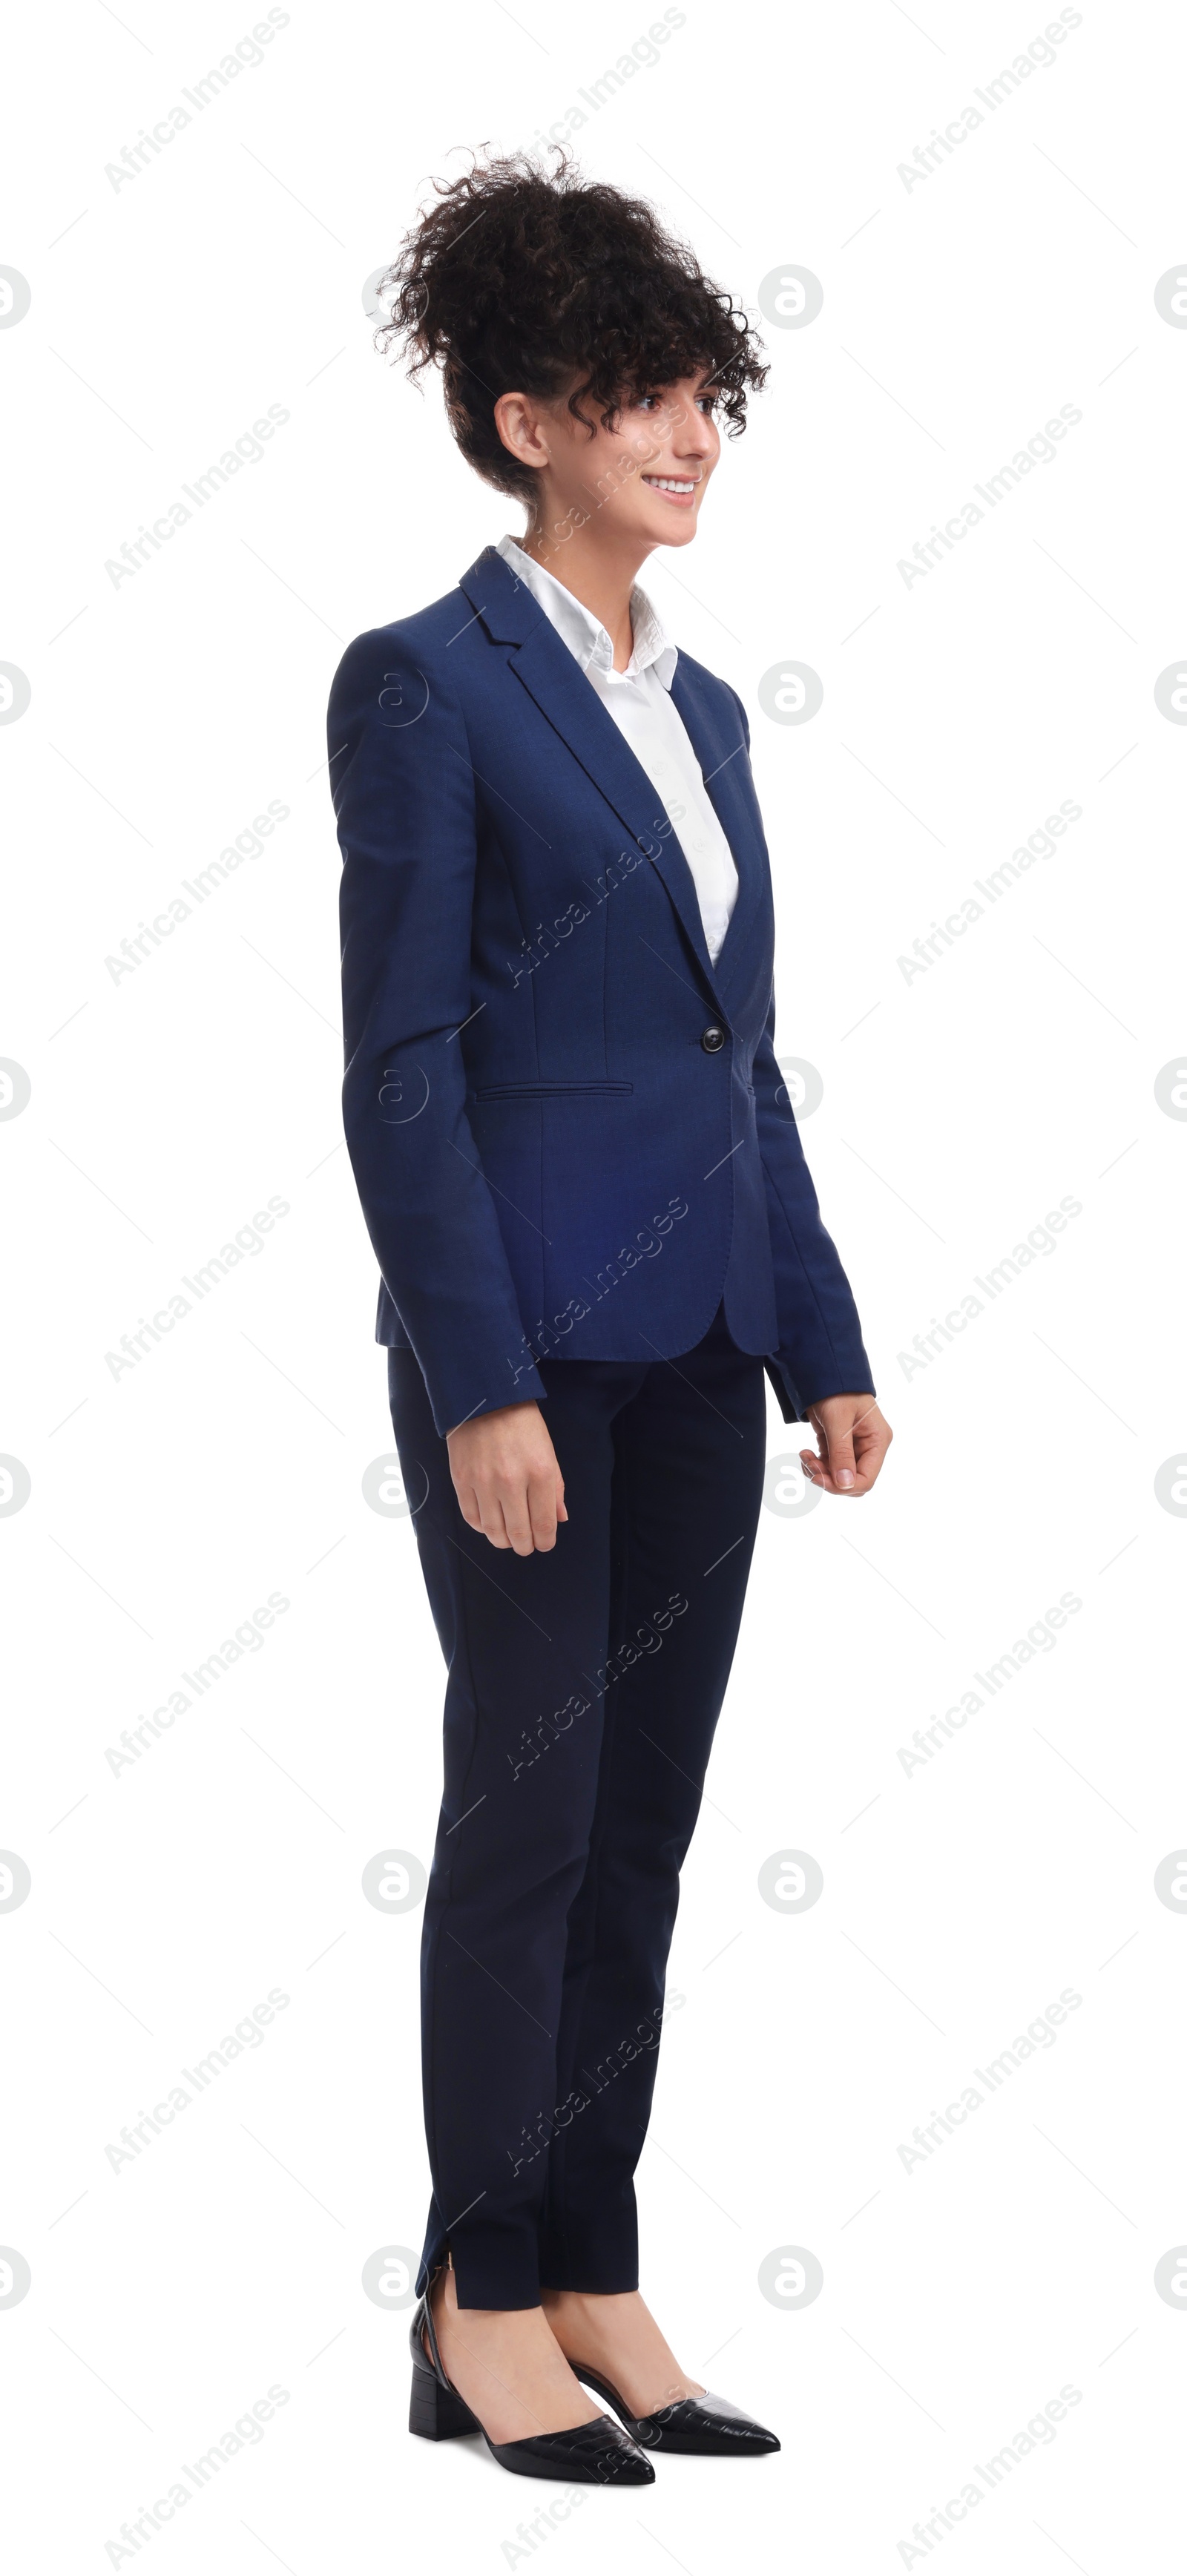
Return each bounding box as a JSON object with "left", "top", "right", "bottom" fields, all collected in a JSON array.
[{"left": 493, "top": 390, "right": 551, "bottom": 472}]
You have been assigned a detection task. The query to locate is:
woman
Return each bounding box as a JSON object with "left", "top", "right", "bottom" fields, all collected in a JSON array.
[{"left": 328, "top": 154, "right": 892, "bottom": 2485}]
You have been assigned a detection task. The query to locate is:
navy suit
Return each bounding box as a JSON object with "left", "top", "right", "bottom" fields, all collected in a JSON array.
[
  {"left": 328, "top": 545, "right": 872, "bottom": 1439},
  {"left": 328, "top": 548, "right": 873, "bottom": 2309}
]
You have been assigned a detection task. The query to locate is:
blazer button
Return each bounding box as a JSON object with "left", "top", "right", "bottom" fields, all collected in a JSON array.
[{"left": 700, "top": 1025, "right": 726, "bottom": 1054}]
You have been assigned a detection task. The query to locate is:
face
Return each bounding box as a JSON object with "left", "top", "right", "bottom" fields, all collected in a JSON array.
[{"left": 498, "top": 372, "right": 722, "bottom": 561}]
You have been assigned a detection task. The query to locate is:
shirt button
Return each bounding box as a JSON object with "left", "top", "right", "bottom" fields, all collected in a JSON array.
[{"left": 700, "top": 1025, "right": 727, "bottom": 1054}]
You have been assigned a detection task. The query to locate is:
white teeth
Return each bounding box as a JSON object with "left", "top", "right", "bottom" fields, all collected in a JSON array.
[{"left": 645, "top": 476, "right": 696, "bottom": 493}]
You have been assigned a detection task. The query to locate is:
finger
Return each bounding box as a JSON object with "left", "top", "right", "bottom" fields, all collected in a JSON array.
[
  {"left": 496, "top": 1482, "right": 536, "bottom": 1557},
  {"left": 851, "top": 1417, "right": 892, "bottom": 1493},
  {"left": 800, "top": 1446, "right": 843, "bottom": 1496},
  {"left": 821, "top": 1421, "right": 858, "bottom": 1491},
  {"left": 849, "top": 1439, "right": 888, "bottom": 1492},
  {"left": 476, "top": 1490, "right": 511, "bottom": 1549},
  {"left": 555, "top": 1470, "right": 568, "bottom": 1525},
  {"left": 453, "top": 1475, "right": 485, "bottom": 1533},
  {"left": 801, "top": 1439, "right": 868, "bottom": 1497},
  {"left": 527, "top": 1469, "right": 558, "bottom": 1553}
]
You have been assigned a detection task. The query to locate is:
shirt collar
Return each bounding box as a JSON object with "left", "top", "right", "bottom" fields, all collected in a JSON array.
[{"left": 496, "top": 533, "right": 677, "bottom": 689}]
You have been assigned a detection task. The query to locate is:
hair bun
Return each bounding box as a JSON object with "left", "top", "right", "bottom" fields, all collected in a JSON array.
[{"left": 375, "top": 148, "right": 766, "bottom": 501}]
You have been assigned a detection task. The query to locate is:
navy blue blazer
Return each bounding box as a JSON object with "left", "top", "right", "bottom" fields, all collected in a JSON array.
[{"left": 328, "top": 545, "right": 873, "bottom": 1438}]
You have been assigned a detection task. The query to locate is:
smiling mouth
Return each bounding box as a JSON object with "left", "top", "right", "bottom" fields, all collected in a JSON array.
[{"left": 642, "top": 475, "right": 700, "bottom": 502}]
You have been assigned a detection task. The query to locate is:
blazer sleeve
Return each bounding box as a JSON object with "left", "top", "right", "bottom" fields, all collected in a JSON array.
[
  {"left": 750, "top": 992, "right": 875, "bottom": 1417},
  {"left": 723, "top": 683, "right": 874, "bottom": 1416},
  {"left": 329, "top": 630, "right": 546, "bottom": 1437}
]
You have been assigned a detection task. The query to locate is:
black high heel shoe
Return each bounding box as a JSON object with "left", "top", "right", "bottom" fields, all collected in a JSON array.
[
  {"left": 407, "top": 2270, "right": 656, "bottom": 2484},
  {"left": 568, "top": 2362, "right": 780, "bottom": 2457}
]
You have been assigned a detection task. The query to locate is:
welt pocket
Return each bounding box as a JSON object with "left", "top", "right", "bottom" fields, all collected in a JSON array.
[{"left": 473, "top": 1080, "right": 634, "bottom": 1100}]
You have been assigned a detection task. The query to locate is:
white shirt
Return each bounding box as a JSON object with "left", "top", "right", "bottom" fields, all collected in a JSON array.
[{"left": 496, "top": 533, "right": 739, "bottom": 965}]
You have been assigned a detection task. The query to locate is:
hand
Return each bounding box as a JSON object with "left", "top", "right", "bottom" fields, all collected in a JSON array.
[
  {"left": 800, "top": 1394, "right": 892, "bottom": 1498},
  {"left": 446, "top": 1400, "right": 568, "bottom": 1554}
]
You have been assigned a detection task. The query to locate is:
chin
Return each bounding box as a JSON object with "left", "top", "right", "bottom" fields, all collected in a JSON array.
[{"left": 637, "top": 506, "right": 700, "bottom": 549}]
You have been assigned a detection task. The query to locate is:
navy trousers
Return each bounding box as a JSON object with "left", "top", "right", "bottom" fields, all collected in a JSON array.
[{"left": 388, "top": 1306, "right": 768, "bottom": 2310}]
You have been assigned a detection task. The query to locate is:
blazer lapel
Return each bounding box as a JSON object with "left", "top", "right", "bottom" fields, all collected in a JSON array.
[
  {"left": 458, "top": 550, "right": 729, "bottom": 999},
  {"left": 667, "top": 659, "right": 763, "bottom": 988}
]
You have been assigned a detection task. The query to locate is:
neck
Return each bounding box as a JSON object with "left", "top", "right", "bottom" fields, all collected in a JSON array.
[{"left": 516, "top": 510, "right": 653, "bottom": 674}]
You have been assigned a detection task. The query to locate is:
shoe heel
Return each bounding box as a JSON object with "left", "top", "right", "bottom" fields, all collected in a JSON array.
[{"left": 409, "top": 2363, "right": 479, "bottom": 2442}]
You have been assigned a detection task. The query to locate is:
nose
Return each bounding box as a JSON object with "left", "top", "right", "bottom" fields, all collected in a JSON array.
[{"left": 671, "top": 387, "right": 717, "bottom": 460}]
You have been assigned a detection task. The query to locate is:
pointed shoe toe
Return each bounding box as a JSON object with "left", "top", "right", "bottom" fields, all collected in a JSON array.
[
  {"left": 492, "top": 2416, "right": 656, "bottom": 2483},
  {"left": 573, "top": 2364, "right": 780, "bottom": 2457}
]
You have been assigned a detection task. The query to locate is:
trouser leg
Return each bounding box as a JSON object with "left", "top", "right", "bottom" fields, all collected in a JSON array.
[
  {"left": 387, "top": 1342, "right": 645, "bottom": 2310},
  {"left": 539, "top": 1313, "right": 768, "bottom": 2289}
]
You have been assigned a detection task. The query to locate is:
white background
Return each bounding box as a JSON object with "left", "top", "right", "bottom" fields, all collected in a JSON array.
[{"left": 4, "top": 2, "right": 1186, "bottom": 2569}]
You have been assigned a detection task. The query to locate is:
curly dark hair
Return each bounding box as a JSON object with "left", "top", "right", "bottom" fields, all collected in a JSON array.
[{"left": 375, "top": 149, "right": 768, "bottom": 503}]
